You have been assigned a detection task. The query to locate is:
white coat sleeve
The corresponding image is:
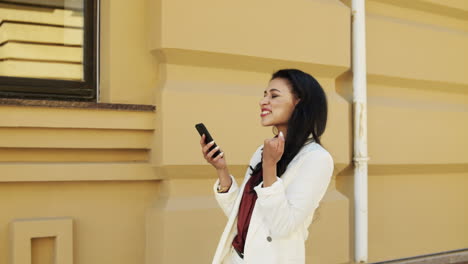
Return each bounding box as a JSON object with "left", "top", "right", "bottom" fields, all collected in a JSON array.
[
  {"left": 253, "top": 149, "right": 334, "bottom": 238},
  {"left": 212, "top": 174, "right": 240, "bottom": 218},
  {"left": 213, "top": 145, "right": 263, "bottom": 218}
]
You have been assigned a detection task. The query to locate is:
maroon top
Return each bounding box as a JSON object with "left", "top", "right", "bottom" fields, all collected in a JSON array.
[{"left": 231, "top": 169, "right": 263, "bottom": 255}]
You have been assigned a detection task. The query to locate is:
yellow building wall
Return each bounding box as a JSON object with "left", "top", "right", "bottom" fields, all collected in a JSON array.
[
  {"left": 337, "top": 0, "right": 468, "bottom": 262},
  {"left": 0, "top": 1, "right": 161, "bottom": 264},
  {"left": 100, "top": 0, "right": 158, "bottom": 104},
  {"left": 0, "top": 0, "right": 467, "bottom": 264}
]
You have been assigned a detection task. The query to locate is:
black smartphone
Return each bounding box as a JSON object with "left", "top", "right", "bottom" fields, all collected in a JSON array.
[{"left": 195, "top": 123, "right": 221, "bottom": 158}]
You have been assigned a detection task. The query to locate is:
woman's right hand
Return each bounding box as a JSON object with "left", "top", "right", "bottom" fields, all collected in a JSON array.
[{"left": 200, "top": 134, "right": 226, "bottom": 170}]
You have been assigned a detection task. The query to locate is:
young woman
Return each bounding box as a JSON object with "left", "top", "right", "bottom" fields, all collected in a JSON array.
[{"left": 199, "top": 69, "right": 334, "bottom": 264}]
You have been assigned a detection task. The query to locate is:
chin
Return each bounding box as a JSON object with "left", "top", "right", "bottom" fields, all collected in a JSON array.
[{"left": 260, "top": 120, "right": 274, "bottom": 127}]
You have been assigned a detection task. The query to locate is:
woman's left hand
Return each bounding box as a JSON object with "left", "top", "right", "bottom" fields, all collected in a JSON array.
[{"left": 263, "top": 131, "right": 285, "bottom": 165}]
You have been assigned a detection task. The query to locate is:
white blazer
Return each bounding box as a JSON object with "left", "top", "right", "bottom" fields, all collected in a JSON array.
[{"left": 212, "top": 139, "right": 334, "bottom": 264}]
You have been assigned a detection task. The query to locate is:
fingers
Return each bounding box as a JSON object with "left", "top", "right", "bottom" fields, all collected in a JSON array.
[
  {"left": 206, "top": 145, "right": 221, "bottom": 160},
  {"left": 278, "top": 132, "right": 285, "bottom": 151},
  {"left": 202, "top": 140, "right": 216, "bottom": 155},
  {"left": 199, "top": 134, "right": 206, "bottom": 146},
  {"left": 264, "top": 134, "right": 284, "bottom": 153},
  {"left": 199, "top": 134, "right": 225, "bottom": 168},
  {"left": 264, "top": 138, "right": 275, "bottom": 150},
  {"left": 212, "top": 151, "right": 225, "bottom": 162}
]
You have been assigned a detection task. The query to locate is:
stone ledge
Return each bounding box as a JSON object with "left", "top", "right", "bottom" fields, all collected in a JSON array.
[{"left": 0, "top": 98, "right": 156, "bottom": 112}]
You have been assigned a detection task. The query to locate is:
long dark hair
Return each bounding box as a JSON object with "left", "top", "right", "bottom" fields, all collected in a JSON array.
[{"left": 249, "top": 69, "right": 328, "bottom": 180}]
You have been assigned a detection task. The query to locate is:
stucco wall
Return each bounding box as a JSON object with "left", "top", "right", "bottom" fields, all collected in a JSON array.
[{"left": 0, "top": 0, "right": 466, "bottom": 263}]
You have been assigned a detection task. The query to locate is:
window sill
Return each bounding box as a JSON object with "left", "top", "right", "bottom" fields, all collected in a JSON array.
[{"left": 0, "top": 98, "right": 155, "bottom": 112}]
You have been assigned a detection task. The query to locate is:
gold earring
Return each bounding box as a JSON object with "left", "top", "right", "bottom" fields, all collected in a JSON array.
[{"left": 272, "top": 126, "right": 279, "bottom": 136}]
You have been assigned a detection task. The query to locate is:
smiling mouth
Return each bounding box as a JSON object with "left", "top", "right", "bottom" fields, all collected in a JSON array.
[{"left": 260, "top": 111, "right": 271, "bottom": 117}]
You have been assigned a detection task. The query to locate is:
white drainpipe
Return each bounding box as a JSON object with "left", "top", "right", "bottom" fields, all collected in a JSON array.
[{"left": 352, "top": 0, "right": 369, "bottom": 263}]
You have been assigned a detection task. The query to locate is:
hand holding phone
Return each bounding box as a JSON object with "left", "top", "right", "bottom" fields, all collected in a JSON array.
[{"left": 196, "top": 123, "right": 226, "bottom": 169}]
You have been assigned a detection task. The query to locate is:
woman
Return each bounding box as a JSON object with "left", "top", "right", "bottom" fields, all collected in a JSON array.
[{"left": 199, "top": 69, "right": 334, "bottom": 263}]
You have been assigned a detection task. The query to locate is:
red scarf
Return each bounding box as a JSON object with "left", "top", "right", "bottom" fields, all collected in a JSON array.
[{"left": 231, "top": 169, "right": 263, "bottom": 254}]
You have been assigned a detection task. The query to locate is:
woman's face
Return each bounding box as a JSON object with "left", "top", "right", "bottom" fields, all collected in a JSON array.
[{"left": 259, "top": 78, "right": 300, "bottom": 129}]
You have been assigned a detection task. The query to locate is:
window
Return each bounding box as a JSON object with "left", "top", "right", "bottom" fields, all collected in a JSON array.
[{"left": 0, "top": 0, "right": 98, "bottom": 101}]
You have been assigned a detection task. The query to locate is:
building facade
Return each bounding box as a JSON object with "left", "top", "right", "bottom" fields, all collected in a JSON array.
[{"left": 0, "top": 0, "right": 467, "bottom": 263}]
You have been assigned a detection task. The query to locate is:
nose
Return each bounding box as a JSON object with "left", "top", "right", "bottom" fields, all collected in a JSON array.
[{"left": 259, "top": 96, "right": 268, "bottom": 107}]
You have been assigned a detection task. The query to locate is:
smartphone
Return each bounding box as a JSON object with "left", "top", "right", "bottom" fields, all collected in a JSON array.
[{"left": 195, "top": 123, "right": 221, "bottom": 158}]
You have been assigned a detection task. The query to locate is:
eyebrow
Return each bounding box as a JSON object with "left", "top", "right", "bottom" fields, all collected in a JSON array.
[{"left": 263, "top": 88, "right": 281, "bottom": 94}]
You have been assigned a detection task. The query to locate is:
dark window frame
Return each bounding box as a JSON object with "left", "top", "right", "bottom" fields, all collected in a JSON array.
[{"left": 0, "top": 0, "right": 98, "bottom": 101}]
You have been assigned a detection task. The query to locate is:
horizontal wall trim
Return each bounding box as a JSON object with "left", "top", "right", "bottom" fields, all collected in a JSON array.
[
  {"left": 369, "top": 0, "right": 468, "bottom": 21},
  {"left": 0, "top": 40, "right": 82, "bottom": 48},
  {"left": 157, "top": 48, "right": 349, "bottom": 79},
  {"left": 0, "top": 98, "right": 155, "bottom": 112},
  {"left": 337, "top": 163, "right": 468, "bottom": 176},
  {"left": 0, "top": 105, "right": 155, "bottom": 130},
  {"left": 368, "top": 74, "right": 468, "bottom": 95},
  {"left": 0, "top": 128, "right": 153, "bottom": 149},
  {"left": 0, "top": 162, "right": 160, "bottom": 182},
  {"left": 369, "top": 164, "right": 468, "bottom": 175},
  {"left": 0, "top": 19, "right": 83, "bottom": 29},
  {"left": 0, "top": 58, "right": 82, "bottom": 64},
  {"left": 0, "top": 0, "right": 84, "bottom": 11},
  {"left": 0, "top": 148, "right": 149, "bottom": 162}
]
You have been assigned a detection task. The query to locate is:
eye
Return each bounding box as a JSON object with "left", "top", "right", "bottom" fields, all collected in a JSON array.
[{"left": 263, "top": 93, "right": 278, "bottom": 98}]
